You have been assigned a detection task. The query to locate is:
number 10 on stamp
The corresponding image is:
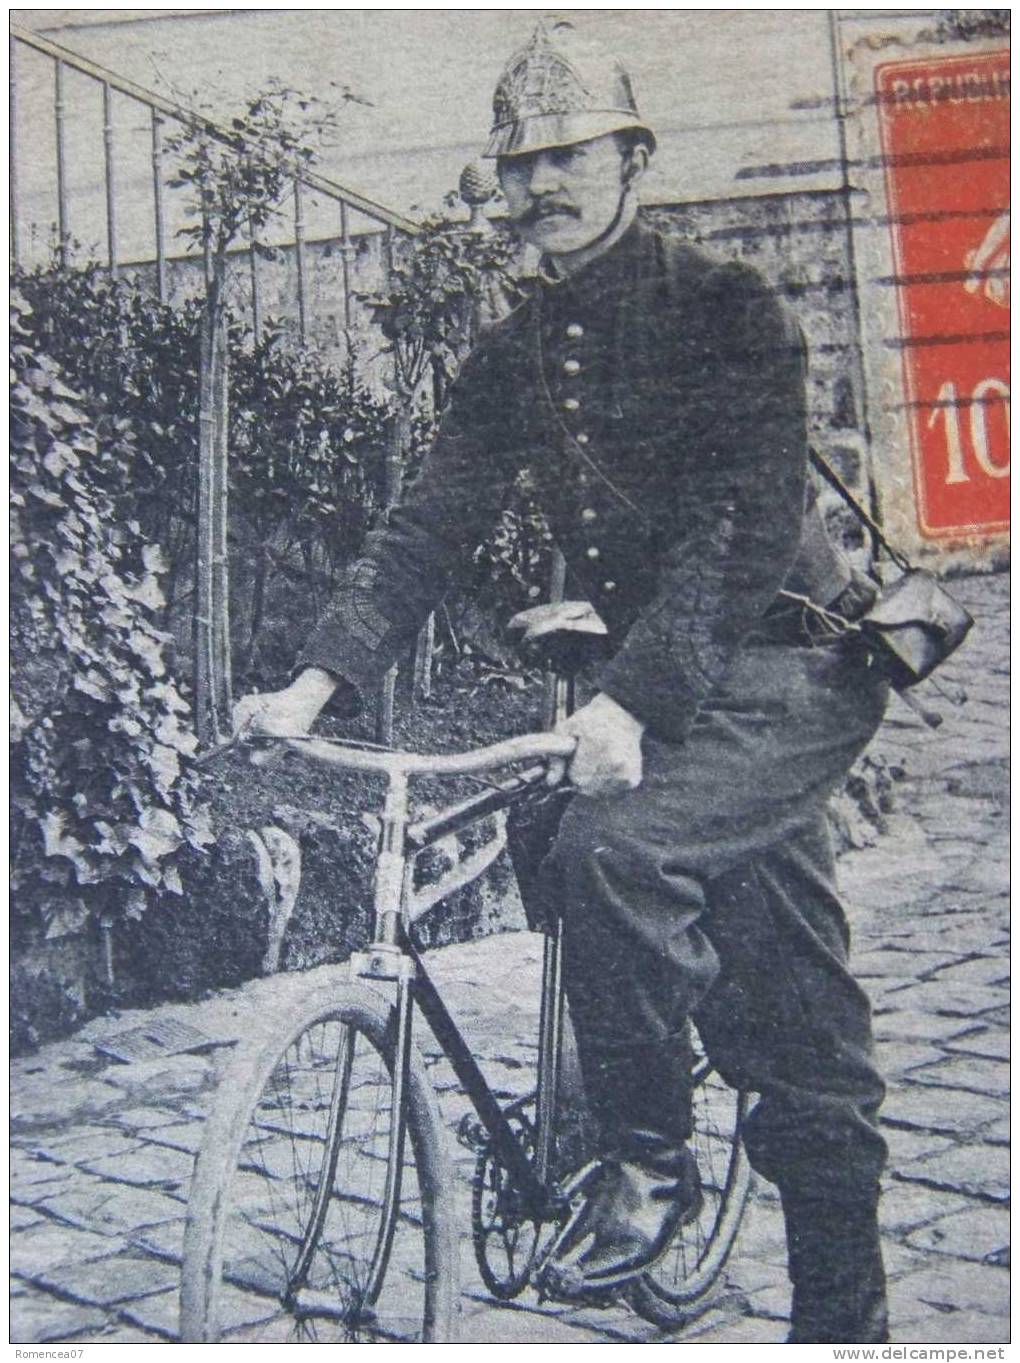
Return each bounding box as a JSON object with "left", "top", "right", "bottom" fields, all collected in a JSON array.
[{"left": 876, "top": 50, "right": 1009, "bottom": 539}]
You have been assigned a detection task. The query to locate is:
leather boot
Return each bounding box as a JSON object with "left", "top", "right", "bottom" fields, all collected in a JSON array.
[
  {"left": 781, "top": 1185, "right": 889, "bottom": 1344},
  {"left": 540, "top": 1131, "right": 701, "bottom": 1301}
]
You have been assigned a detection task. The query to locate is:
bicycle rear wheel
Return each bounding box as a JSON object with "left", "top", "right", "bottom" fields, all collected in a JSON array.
[
  {"left": 628, "top": 1051, "right": 751, "bottom": 1329},
  {"left": 181, "top": 979, "right": 458, "bottom": 1342}
]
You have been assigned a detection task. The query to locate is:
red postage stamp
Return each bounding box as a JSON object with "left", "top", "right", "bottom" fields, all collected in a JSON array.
[{"left": 875, "top": 50, "right": 1010, "bottom": 539}]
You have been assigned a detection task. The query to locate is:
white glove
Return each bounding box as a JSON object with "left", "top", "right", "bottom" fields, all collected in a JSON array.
[
  {"left": 232, "top": 667, "right": 338, "bottom": 761},
  {"left": 551, "top": 691, "right": 645, "bottom": 797}
]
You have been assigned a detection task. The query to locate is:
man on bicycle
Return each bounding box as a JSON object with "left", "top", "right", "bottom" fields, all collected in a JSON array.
[{"left": 236, "top": 19, "right": 890, "bottom": 1343}]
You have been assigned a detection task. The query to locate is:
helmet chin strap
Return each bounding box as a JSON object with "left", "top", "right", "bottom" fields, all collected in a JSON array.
[{"left": 602, "top": 182, "right": 636, "bottom": 242}]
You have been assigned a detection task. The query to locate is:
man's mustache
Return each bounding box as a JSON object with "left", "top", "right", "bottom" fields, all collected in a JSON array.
[{"left": 514, "top": 201, "right": 582, "bottom": 227}]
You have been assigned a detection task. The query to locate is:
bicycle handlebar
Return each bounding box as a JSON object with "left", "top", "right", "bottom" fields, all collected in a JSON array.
[{"left": 248, "top": 730, "right": 577, "bottom": 779}]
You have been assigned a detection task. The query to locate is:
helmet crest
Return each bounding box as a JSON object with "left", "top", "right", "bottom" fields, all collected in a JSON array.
[{"left": 485, "top": 19, "right": 655, "bottom": 159}]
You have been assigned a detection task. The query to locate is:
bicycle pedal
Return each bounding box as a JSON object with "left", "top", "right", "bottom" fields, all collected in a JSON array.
[{"left": 535, "top": 1259, "right": 623, "bottom": 1309}]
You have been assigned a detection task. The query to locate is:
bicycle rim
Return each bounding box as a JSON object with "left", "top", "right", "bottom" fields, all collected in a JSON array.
[
  {"left": 629, "top": 1059, "right": 751, "bottom": 1327},
  {"left": 182, "top": 984, "right": 457, "bottom": 1342}
]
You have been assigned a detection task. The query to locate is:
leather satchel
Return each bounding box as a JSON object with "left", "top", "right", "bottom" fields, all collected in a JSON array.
[
  {"left": 858, "top": 567, "right": 974, "bottom": 689},
  {"left": 809, "top": 449, "right": 974, "bottom": 690}
]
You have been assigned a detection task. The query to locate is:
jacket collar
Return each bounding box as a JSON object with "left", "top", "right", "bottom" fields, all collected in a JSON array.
[{"left": 536, "top": 216, "right": 651, "bottom": 310}]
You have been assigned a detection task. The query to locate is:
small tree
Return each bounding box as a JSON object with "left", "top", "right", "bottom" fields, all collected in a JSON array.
[
  {"left": 368, "top": 212, "right": 521, "bottom": 415},
  {"left": 163, "top": 81, "right": 362, "bottom": 741}
]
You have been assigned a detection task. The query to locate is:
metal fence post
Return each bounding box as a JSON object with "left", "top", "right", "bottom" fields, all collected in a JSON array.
[
  {"left": 194, "top": 262, "right": 233, "bottom": 744},
  {"left": 54, "top": 59, "right": 69, "bottom": 266},
  {"left": 102, "top": 82, "right": 118, "bottom": 277},
  {"left": 212, "top": 305, "right": 232, "bottom": 722},
  {"left": 10, "top": 37, "right": 19, "bottom": 269},
  {"left": 339, "top": 199, "right": 353, "bottom": 325},
  {"left": 150, "top": 110, "right": 167, "bottom": 300},
  {"left": 413, "top": 613, "right": 435, "bottom": 702},
  {"left": 249, "top": 213, "right": 262, "bottom": 341},
  {"left": 376, "top": 666, "right": 398, "bottom": 747},
  {"left": 294, "top": 178, "right": 307, "bottom": 343},
  {"left": 376, "top": 399, "right": 410, "bottom": 743},
  {"left": 195, "top": 306, "right": 217, "bottom": 745}
]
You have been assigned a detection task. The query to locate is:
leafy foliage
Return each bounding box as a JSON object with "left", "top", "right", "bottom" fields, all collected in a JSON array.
[
  {"left": 468, "top": 475, "right": 556, "bottom": 621},
  {"left": 364, "top": 215, "right": 523, "bottom": 406},
  {"left": 163, "top": 80, "right": 367, "bottom": 258},
  {"left": 362, "top": 215, "right": 545, "bottom": 647},
  {"left": 14, "top": 264, "right": 202, "bottom": 576},
  {"left": 10, "top": 292, "right": 213, "bottom": 943},
  {"left": 12, "top": 267, "right": 392, "bottom": 688},
  {"left": 932, "top": 9, "right": 1010, "bottom": 41},
  {"left": 228, "top": 322, "right": 391, "bottom": 677},
  {"left": 230, "top": 322, "right": 389, "bottom": 570}
]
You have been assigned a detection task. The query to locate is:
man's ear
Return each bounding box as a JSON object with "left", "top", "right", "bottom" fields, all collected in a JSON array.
[{"left": 621, "top": 143, "right": 650, "bottom": 187}]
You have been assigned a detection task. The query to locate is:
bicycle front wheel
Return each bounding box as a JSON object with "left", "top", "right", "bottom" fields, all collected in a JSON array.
[
  {"left": 181, "top": 979, "right": 458, "bottom": 1343},
  {"left": 628, "top": 1053, "right": 751, "bottom": 1329}
]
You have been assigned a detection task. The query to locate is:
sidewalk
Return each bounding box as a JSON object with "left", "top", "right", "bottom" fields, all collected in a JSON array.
[{"left": 10, "top": 573, "right": 1008, "bottom": 1344}]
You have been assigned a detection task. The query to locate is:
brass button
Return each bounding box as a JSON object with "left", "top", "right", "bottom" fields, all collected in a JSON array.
[
  {"left": 581, "top": 508, "right": 597, "bottom": 522},
  {"left": 562, "top": 359, "right": 581, "bottom": 376},
  {"left": 603, "top": 580, "right": 617, "bottom": 592},
  {"left": 566, "top": 323, "right": 584, "bottom": 339},
  {"left": 575, "top": 432, "right": 590, "bottom": 445},
  {"left": 586, "top": 546, "right": 600, "bottom": 560},
  {"left": 563, "top": 397, "right": 580, "bottom": 412}
]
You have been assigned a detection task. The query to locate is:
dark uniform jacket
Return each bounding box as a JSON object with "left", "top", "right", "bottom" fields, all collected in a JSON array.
[{"left": 300, "top": 220, "right": 855, "bottom": 742}]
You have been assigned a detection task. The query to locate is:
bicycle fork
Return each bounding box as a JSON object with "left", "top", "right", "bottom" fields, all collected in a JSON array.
[
  {"left": 285, "top": 981, "right": 413, "bottom": 1323},
  {"left": 285, "top": 771, "right": 418, "bottom": 1324}
]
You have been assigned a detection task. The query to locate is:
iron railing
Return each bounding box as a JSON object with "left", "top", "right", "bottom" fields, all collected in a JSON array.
[{"left": 9, "top": 22, "right": 417, "bottom": 341}]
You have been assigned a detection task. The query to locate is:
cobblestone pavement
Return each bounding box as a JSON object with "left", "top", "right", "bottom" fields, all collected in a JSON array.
[{"left": 10, "top": 573, "right": 1008, "bottom": 1345}]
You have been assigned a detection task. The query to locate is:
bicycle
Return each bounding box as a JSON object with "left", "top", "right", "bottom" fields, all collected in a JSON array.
[{"left": 180, "top": 611, "right": 751, "bottom": 1342}]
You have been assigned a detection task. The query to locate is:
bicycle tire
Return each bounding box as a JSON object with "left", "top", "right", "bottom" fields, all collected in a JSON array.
[
  {"left": 181, "top": 978, "right": 459, "bottom": 1343},
  {"left": 628, "top": 1058, "right": 752, "bottom": 1329}
]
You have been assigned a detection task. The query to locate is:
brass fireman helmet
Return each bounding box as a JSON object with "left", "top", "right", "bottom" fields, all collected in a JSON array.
[{"left": 484, "top": 18, "right": 656, "bottom": 159}]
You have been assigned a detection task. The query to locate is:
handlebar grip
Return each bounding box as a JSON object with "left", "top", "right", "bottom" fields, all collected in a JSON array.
[{"left": 408, "top": 731, "right": 576, "bottom": 777}]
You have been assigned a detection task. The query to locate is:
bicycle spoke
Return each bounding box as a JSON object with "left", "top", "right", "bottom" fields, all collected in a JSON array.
[{"left": 216, "top": 1017, "right": 429, "bottom": 1341}]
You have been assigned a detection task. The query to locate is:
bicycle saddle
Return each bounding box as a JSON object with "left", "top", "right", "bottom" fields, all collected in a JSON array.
[{"left": 507, "top": 600, "right": 610, "bottom": 676}]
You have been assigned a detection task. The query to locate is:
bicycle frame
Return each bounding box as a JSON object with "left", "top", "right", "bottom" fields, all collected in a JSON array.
[
  {"left": 374, "top": 768, "right": 570, "bottom": 1223},
  {"left": 266, "top": 727, "right": 578, "bottom": 1228}
]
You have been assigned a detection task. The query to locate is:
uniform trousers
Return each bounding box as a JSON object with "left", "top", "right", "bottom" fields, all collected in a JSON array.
[{"left": 511, "top": 638, "right": 890, "bottom": 1199}]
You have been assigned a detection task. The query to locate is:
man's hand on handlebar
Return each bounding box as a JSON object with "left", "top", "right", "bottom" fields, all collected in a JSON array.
[
  {"left": 550, "top": 692, "right": 645, "bottom": 798},
  {"left": 232, "top": 668, "right": 338, "bottom": 758},
  {"left": 228, "top": 670, "right": 641, "bottom": 795}
]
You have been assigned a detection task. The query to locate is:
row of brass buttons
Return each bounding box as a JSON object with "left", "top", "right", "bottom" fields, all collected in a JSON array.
[
  {"left": 559, "top": 324, "right": 613, "bottom": 596},
  {"left": 556, "top": 320, "right": 616, "bottom": 595}
]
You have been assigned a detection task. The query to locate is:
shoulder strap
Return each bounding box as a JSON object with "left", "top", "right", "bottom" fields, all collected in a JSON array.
[{"left": 809, "top": 446, "right": 912, "bottom": 572}]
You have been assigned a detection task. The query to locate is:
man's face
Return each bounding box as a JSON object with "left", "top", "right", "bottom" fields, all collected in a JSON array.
[{"left": 498, "top": 133, "right": 632, "bottom": 255}]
